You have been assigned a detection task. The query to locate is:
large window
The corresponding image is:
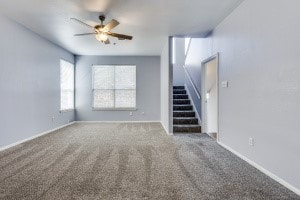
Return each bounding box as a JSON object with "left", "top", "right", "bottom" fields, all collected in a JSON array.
[
  {"left": 60, "top": 60, "right": 74, "bottom": 111},
  {"left": 92, "top": 65, "right": 136, "bottom": 110}
]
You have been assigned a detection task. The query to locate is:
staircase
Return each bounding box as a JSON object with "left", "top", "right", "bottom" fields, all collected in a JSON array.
[{"left": 173, "top": 86, "right": 201, "bottom": 133}]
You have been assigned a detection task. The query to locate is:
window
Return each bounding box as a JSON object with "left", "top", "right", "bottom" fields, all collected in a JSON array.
[
  {"left": 92, "top": 65, "right": 136, "bottom": 109},
  {"left": 60, "top": 60, "right": 74, "bottom": 111},
  {"left": 172, "top": 37, "right": 176, "bottom": 64},
  {"left": 185, "top": 38, "right": 191, "bottom": 55}
]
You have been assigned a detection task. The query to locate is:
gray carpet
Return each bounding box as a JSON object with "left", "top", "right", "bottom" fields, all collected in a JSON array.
[{"left": 0, "top": 123, "right": 299, "bottom": 200}]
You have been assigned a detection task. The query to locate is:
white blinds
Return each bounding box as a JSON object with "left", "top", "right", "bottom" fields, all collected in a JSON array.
[
  {"left": 92, "top": 65, "right": 136, "bottom": 109},
  {"left": 60, "top": 60, "right": 74, "bottom": 111}
]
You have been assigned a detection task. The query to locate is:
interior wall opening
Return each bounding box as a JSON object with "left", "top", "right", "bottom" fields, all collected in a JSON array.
[{"left": 202, "top": 55, "right": 219, "bottom": 140}]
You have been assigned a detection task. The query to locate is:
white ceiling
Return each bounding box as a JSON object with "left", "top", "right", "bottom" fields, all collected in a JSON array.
[{"left": 0, "top": 0, "right": 244, "bottom": 56}]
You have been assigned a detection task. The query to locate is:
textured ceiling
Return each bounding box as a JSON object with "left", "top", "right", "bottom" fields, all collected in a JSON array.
[{"left": 0, "top": 0, "right": 244, "bottom": 55}]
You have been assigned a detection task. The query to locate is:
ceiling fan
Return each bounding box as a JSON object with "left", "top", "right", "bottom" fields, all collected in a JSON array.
[{"left": 71, "top": 15, "right": 133, "bottom": 44}]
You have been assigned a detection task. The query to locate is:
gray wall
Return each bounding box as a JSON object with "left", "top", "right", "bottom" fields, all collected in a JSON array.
[
  {"left": 207, "top": 0, "right": 300, "bottom": 192},
  {"left": 185, "top": 38, "right": 212, "bottom": 120},
  {"left": 0, "top": 16, "right": 75, "bottom": 148},
  {"left": 75, "top": 56, "right": 161, "bottom": 121},
  {"left": 173, "top": 38, "right": 185, "bottom": 86},
  {"left": 214, "top": 0, "right": 300, "bottom": 191}
]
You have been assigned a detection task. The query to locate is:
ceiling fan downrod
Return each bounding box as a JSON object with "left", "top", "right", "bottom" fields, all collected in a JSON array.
[{"left": 99, "top": 15, "right": 105, "bottom": 25}]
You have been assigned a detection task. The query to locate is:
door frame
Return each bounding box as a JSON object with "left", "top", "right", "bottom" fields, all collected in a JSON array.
[{"left": 201, "top": 53, "right": 219, "bottom": 141}]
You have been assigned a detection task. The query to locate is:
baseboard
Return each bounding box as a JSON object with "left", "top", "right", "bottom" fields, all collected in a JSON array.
[
  {"left": 76, "top": 120, "right": 173, "bottom": 136},
  {"left": 160, "top": 121, "right": 173, "bottom": 136},
  {"left": 218, "top": 142, "right": 300, "bottom": 196},
  {"left": 0, "top": 122, "right": 75, "bottom": 152},
  {"left": 75, "top": 121, "right": 161, "bottom": 123}
]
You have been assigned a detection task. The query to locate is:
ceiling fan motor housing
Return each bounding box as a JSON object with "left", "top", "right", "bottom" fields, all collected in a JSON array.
[{"left": 99, "top": 15, "right": 106, "bottom": 23}]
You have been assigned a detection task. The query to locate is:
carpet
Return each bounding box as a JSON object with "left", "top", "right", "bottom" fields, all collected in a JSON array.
[{"left": 0, "top": 122, "right": 299, "bottom": 199}]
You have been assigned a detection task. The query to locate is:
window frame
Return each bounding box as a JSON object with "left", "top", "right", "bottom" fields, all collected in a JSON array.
[
  {"left": 92, "top": 65, "right": 137, "bottom": 111},
  {"left": 60, "top": 59, "right": 75, "bottom": 112}
]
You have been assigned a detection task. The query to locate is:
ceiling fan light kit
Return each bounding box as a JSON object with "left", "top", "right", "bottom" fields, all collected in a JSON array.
[
  {"left": 95, "top": 33, "right": 108, "bottom": 42},
  {"left": 71, "top": 15, "right": 133, "bottom": 45}
]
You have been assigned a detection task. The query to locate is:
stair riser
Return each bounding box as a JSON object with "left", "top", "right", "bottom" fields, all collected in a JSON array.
[
  {"left": 173, "top": 112, "right": 195, "bottom": 117},
  {"left": 173, "top": 86, "right": 185, "bottom": 90},
  {"left": 173, "top": 95, "right": 188, "bottom": 99},
  {"left": 173, "top": 106, "right": 193, "bottom": 111},
  {"left": 173, "top": 90, "right": 186, "bottom": 94},
  {"left": 173, "top": 126, "right": 201, "bottom": 133},
  {"left": 173, "top": 100, "right": 191, "bottom": 105},
  {"left": 173, "top": 118, "right": 198, "bottom": 125}
]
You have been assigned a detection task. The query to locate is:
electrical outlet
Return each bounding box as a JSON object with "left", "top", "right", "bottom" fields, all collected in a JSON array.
[
  {"left": 249, "top": 138, "right": 254, "bottom": 146},
  {"left": 129, "top": 112, "right": 133, "bottom": 116},
  {"left": 141, "top": 112, "right": 145, "bottom": 115},
  {"left": 52, "top": 116, "right": 55, "bottom": 123}
]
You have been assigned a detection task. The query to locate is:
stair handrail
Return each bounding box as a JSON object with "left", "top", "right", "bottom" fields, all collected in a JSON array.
[{"left": 183, "top": 65, "right": 201, "bottom": 100}]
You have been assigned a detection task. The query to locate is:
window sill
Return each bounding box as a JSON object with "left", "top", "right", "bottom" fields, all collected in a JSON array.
[{"left": 60, "top": 109, "right": 75, "bottom": 113}]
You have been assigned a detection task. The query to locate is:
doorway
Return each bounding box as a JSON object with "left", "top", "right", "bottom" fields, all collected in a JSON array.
[{"left": 201, "top": 54, "right": 219, "bottom": 140}]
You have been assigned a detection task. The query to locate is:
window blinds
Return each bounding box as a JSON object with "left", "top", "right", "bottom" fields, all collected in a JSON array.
[
  {"left": 92, "top": 65, "right": 136, "bottom": 109},
  {"left": 60, "top": 60, "right": 74, "bottom": 111}
]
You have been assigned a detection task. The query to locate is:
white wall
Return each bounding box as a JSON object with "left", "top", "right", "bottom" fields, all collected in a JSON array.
[
  {"left": 212, "top": 0, "right": 300, "bottom": 193},
  {"left": 75, "top": 56, "right": 161, "bottom": 121},
  {"left": 0, "top": 16, "right": 75, "bottom": 148},
  {"left": 173, "top": 38, "right": 185, "bottom": 86},
  {"left": 160, "top": 38, "right": 172, "bottom": 134}
]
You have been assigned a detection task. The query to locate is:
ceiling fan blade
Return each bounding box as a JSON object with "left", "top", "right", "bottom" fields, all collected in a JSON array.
[
  {"left": 70, "top": 18, "right": 94, "bottom": 29},
  {"left": 103, "top": 19, "right": 120, "bottom": 31},
  {"left": 104, "top": 38, "right": 111, "bottom": 45},
  {"left": 74, "top": 33, "right": 96, "bottom": 36},
  {"left": 107, "top": 32, "right": 133, "bottom": 40}
]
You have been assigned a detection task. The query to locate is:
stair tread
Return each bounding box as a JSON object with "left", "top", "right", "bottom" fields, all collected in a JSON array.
[
  {"left": 173, "top": 99, "right": 190, "bottom": 101},
  {"left": 173, "top": 90, "right": 187, "bottom": 94},
  {"left": 173, "top": 100, "right": 191, "bottom": 105},
  {"left": 173, "top": 105, "right": 193, "bottom": 111},
  {"left": 173, "top": 117, "right": 197, "bottom": 119},
  {"left": 173, "top": 110, "right": 195, "bottom": 112},
  {"left": 173, "top": 125, "right": 201, "bottom": 133},
  {"left": 173, "top": 125, "right": 201, "bottom": 127}
]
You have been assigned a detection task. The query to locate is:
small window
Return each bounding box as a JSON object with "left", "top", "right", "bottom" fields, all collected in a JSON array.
[
  {"left": 60, "top": 60, "right": 74, "bottom": 111},
  {"left": 92, "top": 65, "right": 136, "bottom": 110},
  {"left": 172, "top": 37, "right": 176, "bottom": 64},
  {"left": 185, "top": 38, "right": 191, "bottom": 55}
]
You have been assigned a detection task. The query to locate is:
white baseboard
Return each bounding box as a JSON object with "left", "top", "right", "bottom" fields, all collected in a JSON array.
[
  {"left": 160, "top": 121, "right": 173, "bottom": 136},
  {"left": 75, "top": 120, "right": 173, "bottom": 136},
  {"left": 0, "top": 122, "right": 75, "bottom": 152},
  {"left": 0, "top": 121, "right": 166, "bottom": 152},
  {"left": 75, "top": 121, "right": 161, "bottom": 123},
  {"left": 218, "top": 142, "right": 300, "bottom": 196}
]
